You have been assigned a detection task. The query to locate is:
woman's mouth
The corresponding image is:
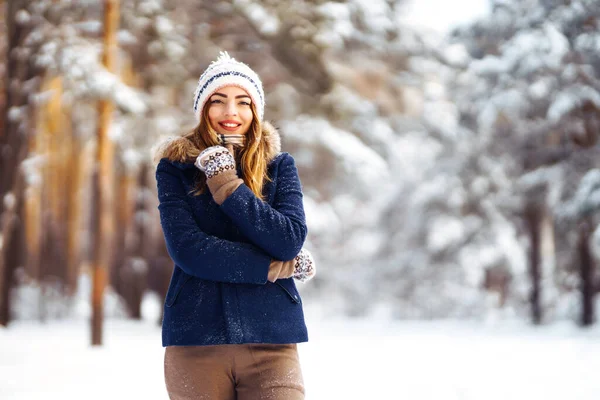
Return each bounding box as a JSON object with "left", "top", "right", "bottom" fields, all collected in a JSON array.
[{"left": 219, "top": 122, "right": 242, "bottom": 131}]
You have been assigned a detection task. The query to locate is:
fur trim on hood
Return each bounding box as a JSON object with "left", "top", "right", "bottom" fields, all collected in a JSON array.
[{"left": 151, "top": 121, "right": 282, "bottom": 166}]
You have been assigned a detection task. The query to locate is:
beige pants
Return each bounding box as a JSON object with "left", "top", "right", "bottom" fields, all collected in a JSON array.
[{"left": 164, "top": 343, "right": 305, "bottom": 400}]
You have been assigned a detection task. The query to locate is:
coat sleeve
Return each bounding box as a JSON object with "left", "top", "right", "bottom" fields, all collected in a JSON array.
[
  {"left": 219, "top": 153, "right": 308, "bottom": 261},
  {"left": 156, "top": 159, "right": 271, "bottom": 284}
]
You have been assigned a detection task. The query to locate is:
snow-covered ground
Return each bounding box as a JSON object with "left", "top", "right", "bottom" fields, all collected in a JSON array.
[{"left": 3, "top": 309, "right": 600, "bottom": 400}]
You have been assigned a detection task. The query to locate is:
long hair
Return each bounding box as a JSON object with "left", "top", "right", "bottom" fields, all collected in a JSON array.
[{"left": 182, "top": 102, "right": 271, "bottom": 200}]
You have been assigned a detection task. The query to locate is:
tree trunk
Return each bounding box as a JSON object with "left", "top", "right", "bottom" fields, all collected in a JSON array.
[
  {"left": 65, "top": 121, "right": 83, "bottom": 296},
  {"left": 38, "top": 76, "right": 69, "bottom": 317},
  {"left": 91, "top": 0, "right": 119, "bottom": 346},
  {"left": 525, "top": 203, "right": 542, "bottom": 325},
  {"left": 130, "top": 163, "right": 149, "bottom": 319},
  {"left": 117, "top": 162, "right": 149, "bottom": 320},
  {"left": 0, "top": 0, "right": 38, "bottom": 326},
  {"left": 112, "top": 161, "right": 138, "bottom": 318},
  {"left": 24, "top": 113, "right": 43, "bottom": 284},
  {"left": 0, "top": 162, "right": 27, "bottom": 325},
  {"left": 578, "top": 219, "right": 595, "bottom": 326}
]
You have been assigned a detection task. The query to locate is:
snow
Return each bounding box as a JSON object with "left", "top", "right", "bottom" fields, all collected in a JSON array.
[
  {"left": 93, "top": 69, "right": 148, "bottom": 115},
  {"left": 7, "top": 106, "right": 24, "bottom": 123},
  {"left": 469, "top": 24, "right": 567, "bottom": 79},
  {"left": 528, "top": 77, "right": 554, "bottom": 100},
  {"left": 74, "top": 20, "right": 102, "bottom": 35},
  {"left": 3, "top": 192, "right": 16, "bottom": 211},
  {"left": 34, "top": 41, "right": 149, "bottom": 115},
  {"left": 154, "top": 16, "right": 174, "bottom": 35},
  {"left": 15, "top": 10, "right": 31, "bottom": 25},
  {"left": 117, "top": 29, "right": 137, "bottom": 46},
  {"left": 477, "top": 89, "right": 529, "bottom": 133},
  {"left": 442, "top": 43, "right": 470, "bottom": 67},
  {"left": 138, "top": 0, "right": 163, "bottom": 16},
  {"left": 422, "top": 99, "right": 459, "bottom": 139},
  {"left": 593, "top": 225, "right": 600, "bottom": 259},
  {"left": 573, "top": 32, "right": 600, "bottom": 54},
  {"left": 20, "top": 154, "right": 45, "bottom": 187},
  {"left": 281, "top": 116, "right": 390, "bottom": 191},
  {"left": 122, "top": 148, "right": 142, "bottom": 170},
  {"left": 3, "top": 309, "right": 600, "bottom": 399},
  {"left": 427, "top": 216, "right": 465, "bottom": 253},
  {"left": 233, "top": 0, "right": 280, "bottom": 36},
  {"left": 562, "top": 169, "right": 600, "bottom": 218},
  {"left": 316, "top": 2, "right": 353, "bottom": 49},
  {"left": 547, "top": 85, "right": 600, "bottom": 122},
  {"left": 399, "top": 0, "right": 490, "bottom": 34},
  {"left": 303, "top": 197, "right": 341, "bottom": 236},
  {"left": 471, "top": 55, "right": 508, "bottom": 77},
  {"left": 342, "top": 228, "right": 384, "bottom": 260},
  {"left": 350, "top": 0, "right": 394, "bottom": 35}
]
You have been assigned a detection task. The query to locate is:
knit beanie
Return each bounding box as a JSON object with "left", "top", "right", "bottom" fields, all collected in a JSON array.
[{"left": 192, "top": 51, "right": 265, "bottom": 122}]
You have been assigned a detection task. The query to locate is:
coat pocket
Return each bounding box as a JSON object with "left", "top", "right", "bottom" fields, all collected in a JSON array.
[
  {"left": 275, "top": 279, "right": 301, "bottom": 304},
  {"left": 165, "top": 271, "right": 192, "bottom": 308}
]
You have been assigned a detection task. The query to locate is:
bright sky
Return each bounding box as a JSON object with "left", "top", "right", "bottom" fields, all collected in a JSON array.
[{"left": 400, "top": 0, "right": 491, "bottom": 33}]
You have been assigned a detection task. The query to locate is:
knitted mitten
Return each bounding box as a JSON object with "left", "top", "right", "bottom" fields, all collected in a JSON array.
[
  {"left": 195, "top": 145, "right": 243, "bottom": 205},
  {"left": 267, "top": 248, "right": 316, "bottom": 283},
  {"left": 293, "top": 248, "right": 316, "bottom": 283}
]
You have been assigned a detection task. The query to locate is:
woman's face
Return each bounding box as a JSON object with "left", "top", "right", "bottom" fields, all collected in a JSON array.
[{"left": 207, "top": 85, "right": 253, "bottom": 135}]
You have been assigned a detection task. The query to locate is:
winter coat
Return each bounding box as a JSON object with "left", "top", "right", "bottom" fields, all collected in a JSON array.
[{"left": 154, "top": 122, "right": 309, "bottom": 347}]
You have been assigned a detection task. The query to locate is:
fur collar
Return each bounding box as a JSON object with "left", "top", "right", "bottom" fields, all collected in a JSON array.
[{"left": 152, "top": 121, "right": 282, "bottom": 166}]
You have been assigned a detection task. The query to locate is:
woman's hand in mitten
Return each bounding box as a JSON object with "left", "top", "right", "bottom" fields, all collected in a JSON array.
[
  {"left": 293, "top": 248, "right": 316, "bottom": 283},
  {"left": 268, "top": 259, "right": 295, "bottom": 283},
  {"left": 195, "top": 145, "right": 243, "bottom": 205},
  {"left": 268, "top": 249, "right": 316, "bottom": 283}
]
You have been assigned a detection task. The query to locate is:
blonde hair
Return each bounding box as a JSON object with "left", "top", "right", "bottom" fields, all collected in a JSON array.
[{"left": 182, "top": 103, "right": 271, "bottom": 200}]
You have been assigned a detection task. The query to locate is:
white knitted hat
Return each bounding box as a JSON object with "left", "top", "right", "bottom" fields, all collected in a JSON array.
[{"left": 193, "top": 51, "right": 265, "bottom": 122}]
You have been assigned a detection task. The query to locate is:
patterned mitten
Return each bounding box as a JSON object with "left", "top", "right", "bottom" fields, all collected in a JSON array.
[
  {"left": 293, "top": 248, "right": 316, "bottom": 283},
  {"left": 268, "top": 249, "right": 316, "bottom": 283},
  {"left": 195, "top": 145, "right": 243, "bottom": 205}
]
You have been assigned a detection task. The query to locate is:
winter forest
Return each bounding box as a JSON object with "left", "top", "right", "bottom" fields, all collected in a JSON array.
[{"left": 3, "top": 0, "right": 600, "bottom": 398}]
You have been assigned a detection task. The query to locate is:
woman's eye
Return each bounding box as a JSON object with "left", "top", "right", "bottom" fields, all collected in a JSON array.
[
  {"left": 239, "top": 101, "right": 251, "bottom": 106},
  {"left": 210, "top": 99, "right": 223, "bottom": 104}
]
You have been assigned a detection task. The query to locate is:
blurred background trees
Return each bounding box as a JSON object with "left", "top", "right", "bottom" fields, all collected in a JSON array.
[{"left": 1, "top": 0, "right": 600, "bottom": 336}]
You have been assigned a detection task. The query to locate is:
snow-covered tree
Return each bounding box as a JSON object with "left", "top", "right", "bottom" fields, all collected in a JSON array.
[{"left": 438, "top": 0, "right": 600, "bottom": 323}]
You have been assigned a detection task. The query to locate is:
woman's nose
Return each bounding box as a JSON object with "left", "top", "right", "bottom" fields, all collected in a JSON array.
[{"left": 225, "top": 102, "right": 237, "bottom": 116}]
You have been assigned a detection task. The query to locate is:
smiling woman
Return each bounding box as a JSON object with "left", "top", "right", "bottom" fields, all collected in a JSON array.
[
  {"left": 152, "top": 51, "right": 316, "bottom": 400},
  {"left": 207, "top": 86, "right": 253, "bottom": 135}
]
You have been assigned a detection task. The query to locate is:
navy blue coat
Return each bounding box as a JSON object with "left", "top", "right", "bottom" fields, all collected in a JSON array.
[{"left": 155, "top": 128, "right": 308, "bottom": 347}]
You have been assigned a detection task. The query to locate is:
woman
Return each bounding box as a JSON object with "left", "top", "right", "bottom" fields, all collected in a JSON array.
[{"left": 153, "top": 52, "right": 315, "bottom": 400}]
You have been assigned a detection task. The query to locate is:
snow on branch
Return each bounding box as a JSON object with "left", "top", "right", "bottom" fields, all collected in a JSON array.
[
  {"left": 471, "top": 22, "right": 568, "bottom": 78},
  {"left": 232, "top": 0, "right": 280, "bottom": 36},
  {"left": 36, "top": 40, "right": 147, "bottom": 114},
  {"left": 560, "top": 169, "right": 600, "bottom": 219},
  {"left": 517, "top": 165, "right": 564, "bottom": 207},
  {"left": 91, "top": 68, "right": 147, "bottom": 115},
  {"left": 547, "top": 85, "right": 600, "bottom": 123},
  {"left": 281, "top": 116, "right": 390, "bottom": 191}
]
